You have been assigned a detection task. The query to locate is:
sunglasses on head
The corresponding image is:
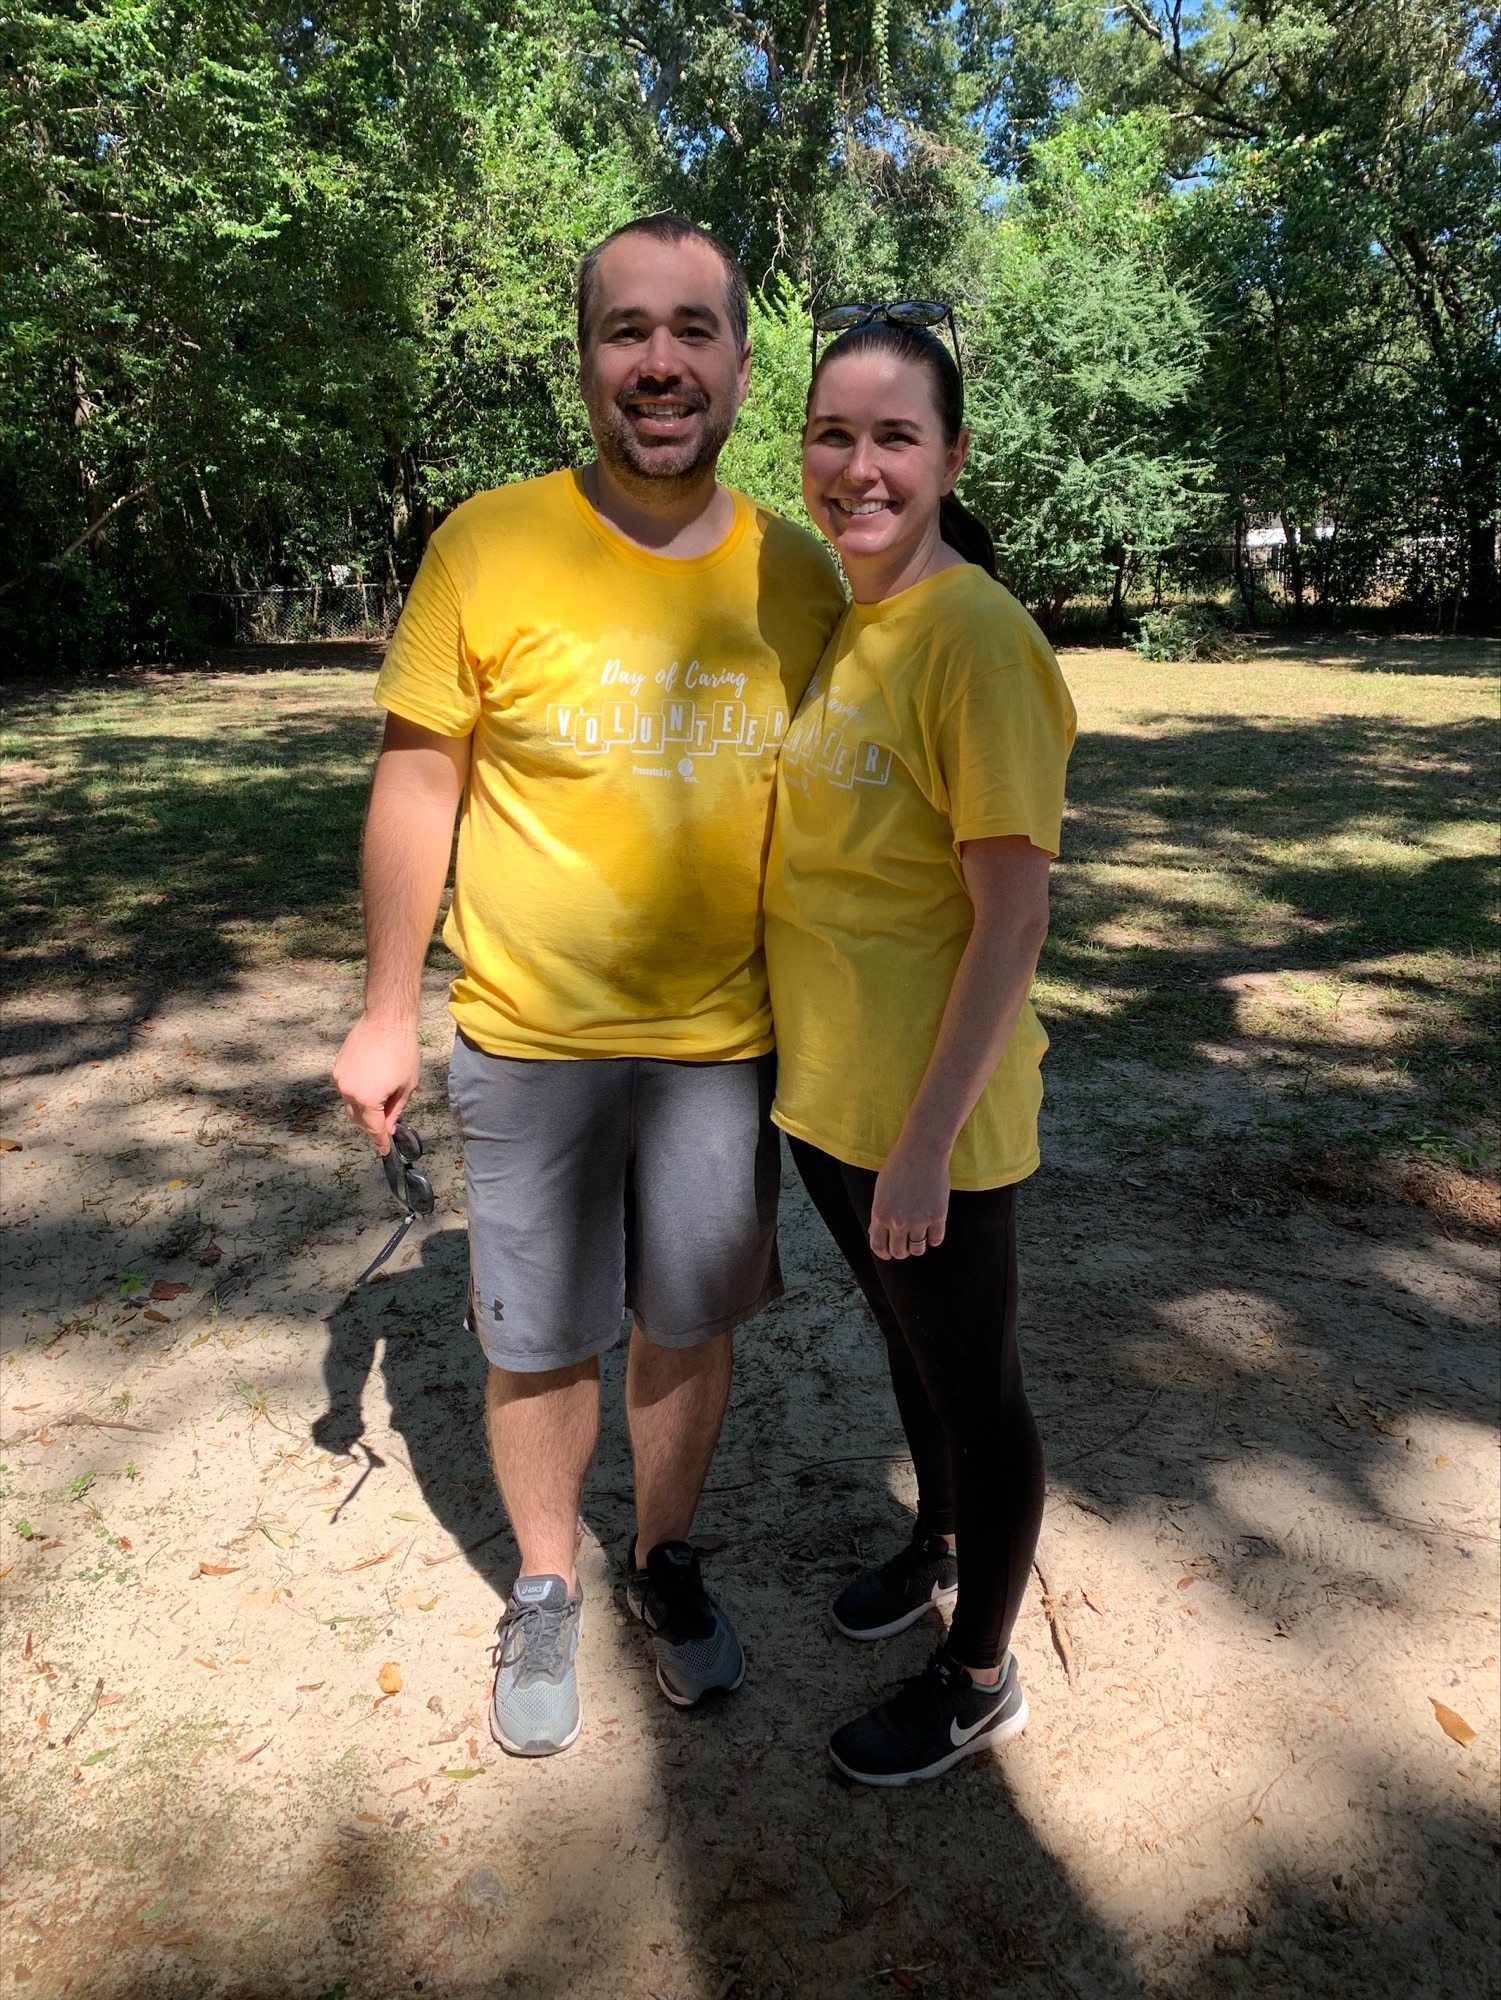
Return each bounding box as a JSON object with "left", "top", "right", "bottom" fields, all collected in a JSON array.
[{"left": 810, "top": 299, "right": 963, "bottom": 382}]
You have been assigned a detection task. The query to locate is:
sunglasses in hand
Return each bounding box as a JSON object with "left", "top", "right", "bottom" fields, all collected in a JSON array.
[
  {"left": 354, "top": 1119, "right": 435, "bottom": 1287},
  {"left": 382, "top": 1119, "right": 434, "bottom": 1218}
]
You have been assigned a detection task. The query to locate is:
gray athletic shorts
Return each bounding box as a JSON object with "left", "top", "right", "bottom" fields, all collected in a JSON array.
[{"left": 448, "top": 1035, "right": 782, "bottom": 1373}]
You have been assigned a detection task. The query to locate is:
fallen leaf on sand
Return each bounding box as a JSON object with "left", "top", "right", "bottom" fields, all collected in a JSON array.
[
  {"left": 117, "top": 1538, "right": 132, "bottom": 1553},
  {"left": 377, "top": 1663, "right": 403, "bottom": 1696},
  {"left": 255, "top": 1520, "right": 296, "bottom": 1549},
  {"left": 143, "top": 1309, "right": 171, "bottom": 1323},
  {"left": 166, "top": 1178, "right": 185, "bottom": 1190},
  {"left": 345, "top": 1543, "right": 401, "bottom": 1572},
  {"left": 0, "top": 1139, "right": 21, "bottom": 1152},
  {"left": 149, "top": 1281, "right": 192, "bottom": 1302},
  {"left": 194, "top": 1657, "right": 219, "bottom": 1670},
  {"left": 198, "top": 1562, "right": 244, "bottom": 1577},
  {"left": 1081, "top": 1589, "right": 1106, "bottom": 1615},
  {"left": 1177, "top": 1576, "right": 1196, "bottom": 1589},
  {"left": 80, "top": 1746, "right": 117, "bottom": 1766},
  {"left": 1431, "top": 1699, "right": 1476, "bottom": 1746},
  {"left": 12, "top": 1403, "right": 42, "bottom": 1412},
  {"left": 297, "top": 1682, "right": 325, "bottom": 1693},
  {"left": 1435, "top": 1454, "right": 1449, "bottom": 1467},
  {"left": 0, "top": 1564, "right": 10, "bottom": 1582},
  {"left": 689, "top": 1532, "right": 726, "bottom": 1552},
  {"left": 195, "top": 1244, "right": 223, "bottom": 1267},
  {"left": 391, "top": 1510, "right": 423, "bottom": 1522},
  {"left": 456, "top": 1624, "right": 487, "bottom": 1639},
  {"left": 443, "top": 1767, "right": 483, "bottom": 1780}
]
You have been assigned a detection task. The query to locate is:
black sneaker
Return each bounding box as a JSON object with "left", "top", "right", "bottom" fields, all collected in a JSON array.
[
  {"left": 829, "top": 1647, "right": 1027, "bottom": 1787},
  {"left": 626, "top": 1540, "right": 746, "bottom": 1708},
  {"left": 832, "top": 1530, "right": 958, "bottom": 1640}
]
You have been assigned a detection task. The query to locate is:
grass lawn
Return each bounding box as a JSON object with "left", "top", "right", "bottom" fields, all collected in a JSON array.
[
  {"left": 1044, "top": 635, "right": 1498, "bottom": 1168},
  {"left": 2, "top": 632, "right": 1496, "bottom": 1166}
]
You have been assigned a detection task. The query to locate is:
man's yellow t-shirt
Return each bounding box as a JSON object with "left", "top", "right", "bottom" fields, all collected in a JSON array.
[
  {"left": 765, "top": 563, "right": 1076, "bottom": 1189},
  {"left": 375, "top": 469, "right": 845, "bottom": 1061}
]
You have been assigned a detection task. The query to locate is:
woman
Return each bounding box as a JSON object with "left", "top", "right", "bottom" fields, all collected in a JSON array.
[{"left": 765, "top": 309, "right": 1075, "bottom": 1787}]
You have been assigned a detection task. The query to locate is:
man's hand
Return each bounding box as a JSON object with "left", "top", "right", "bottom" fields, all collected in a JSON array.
[
  {"left": 332, "top": 1015, "right": 421, "bottom": 1154},
  {"left": 869, "top": 1135, "right": 950, "bottom": 1261}
]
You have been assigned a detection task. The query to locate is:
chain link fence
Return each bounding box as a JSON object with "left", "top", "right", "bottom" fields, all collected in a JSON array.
[{"left": 210, "top": 583, "right": 402, "bottom": 644}]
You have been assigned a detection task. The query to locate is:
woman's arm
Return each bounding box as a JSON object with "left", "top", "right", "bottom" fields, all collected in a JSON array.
[{"left": 868, "top": 834, "right": 1051, "bottom": 1260}]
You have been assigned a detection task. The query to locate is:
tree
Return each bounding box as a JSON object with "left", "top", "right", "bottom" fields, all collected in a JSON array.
[
  {"left": 962, "top": 118, "right": 1213, "bottom": 628},
  {"left": 1116, "top": 0, "right": 1501, "bottom": 621}
]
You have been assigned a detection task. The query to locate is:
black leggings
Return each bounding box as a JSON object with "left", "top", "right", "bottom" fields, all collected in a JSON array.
[{"left": 789, "top": 1137, "right": 1045, "bottom": 1670}]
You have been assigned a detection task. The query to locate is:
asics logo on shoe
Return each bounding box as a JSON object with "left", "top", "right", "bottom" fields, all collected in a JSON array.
[
  {"left": 950, "top": 1701, "right": 1004, "bottom": 1747},
  {"left": 514, "top": 1578, "right": 554, "bottom": 1603}
]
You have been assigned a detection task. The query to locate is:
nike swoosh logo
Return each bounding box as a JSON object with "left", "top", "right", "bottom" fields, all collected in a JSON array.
[{"left": 951, "top": 1702, "right": 1005, "bottom": 1747}]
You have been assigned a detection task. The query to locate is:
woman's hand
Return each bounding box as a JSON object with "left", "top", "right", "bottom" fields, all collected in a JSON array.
[{"left": 869, "top": 1136, "right": 951, "bottom": 1260}]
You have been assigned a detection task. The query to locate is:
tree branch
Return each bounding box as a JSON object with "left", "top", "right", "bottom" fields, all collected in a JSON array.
[{"left": 0, "top": 483, "right": 152, "bottom": 599}]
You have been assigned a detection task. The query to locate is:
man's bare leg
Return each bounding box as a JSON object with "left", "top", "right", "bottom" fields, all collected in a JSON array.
[
  {"left": 485, "top": 1359, "right": 600, "bottom": 1589},
  {"left": 626, "top": 1326, "right": 733, "bottom": 1563}
]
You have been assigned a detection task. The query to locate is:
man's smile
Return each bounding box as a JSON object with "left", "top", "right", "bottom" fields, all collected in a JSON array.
[{"left": 620, "top": 389, "right": 708, "bottom": 436}]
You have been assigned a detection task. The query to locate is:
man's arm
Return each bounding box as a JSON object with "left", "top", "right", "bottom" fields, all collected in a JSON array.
[
  {"left": 332, "top": 714, "right": 471, "bottom": 1151},
  {"left": 867, "top": 834, "right": 1051, "bottom": 1260}
]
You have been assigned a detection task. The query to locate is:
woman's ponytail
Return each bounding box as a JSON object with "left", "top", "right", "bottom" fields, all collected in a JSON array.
[{"left": 939, "top": 494, "right": 999, "bottom": 579}]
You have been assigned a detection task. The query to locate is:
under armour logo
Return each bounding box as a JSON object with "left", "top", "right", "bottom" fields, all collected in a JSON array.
[{"left": 492, "top": 1299, "right": 505, "bottom": 1322}]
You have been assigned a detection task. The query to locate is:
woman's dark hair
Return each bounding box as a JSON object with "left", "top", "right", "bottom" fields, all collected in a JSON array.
[{"left": 806, "top": 320, "right": 999, "bottom": 580}]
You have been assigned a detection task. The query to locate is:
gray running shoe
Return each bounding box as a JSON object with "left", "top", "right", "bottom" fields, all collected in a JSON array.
[
  {"left": 489, "top": 1573, "right": 582, "bottom": 1756},
  {"left": 626, "top": 1540, "right": 746, "bottom": 1708}
]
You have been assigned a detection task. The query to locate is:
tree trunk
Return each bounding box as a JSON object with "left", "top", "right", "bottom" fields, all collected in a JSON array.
[
  {"left": 1464, "top": 501, "right": 1497, "bottom": 630},
  {"left": 1233, "top": 508, "right": 1257, "bottom": 621},
  {"left": 1107, "top": 547, "right": 1127, "bottom": 635},
  {"left": 1279, "top": 514, "right": 1304, "bottom": 611}
]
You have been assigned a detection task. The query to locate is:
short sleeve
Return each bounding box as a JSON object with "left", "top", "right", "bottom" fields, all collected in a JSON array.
[
  {"left": 934, "top": 638, "right": 1076, "bottom": 856},
  {"left": 373, "top": 540, "right": 479, "bottom": 737}
]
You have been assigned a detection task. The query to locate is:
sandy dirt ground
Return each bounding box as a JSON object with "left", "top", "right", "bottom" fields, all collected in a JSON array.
[{"left": 1, "top": 961, "right": 1497, "bottom": 2000}]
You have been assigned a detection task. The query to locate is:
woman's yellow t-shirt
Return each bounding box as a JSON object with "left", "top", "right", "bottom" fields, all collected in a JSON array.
[{"left": 765, "top": 563, "right": 1076, "bottom": 1189}]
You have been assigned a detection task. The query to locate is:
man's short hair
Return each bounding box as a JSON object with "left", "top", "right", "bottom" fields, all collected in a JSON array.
[{"left": 577, "top": 214, "right": 749, "bottom": 353}]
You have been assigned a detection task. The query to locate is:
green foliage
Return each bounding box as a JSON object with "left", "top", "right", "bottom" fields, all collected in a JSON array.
[
  {"left": 1132, "top": 606, "right": 1248, "bottom": 663},
  {"left": 963, "top": 117, "right": 1214, "bottom": 625},
  {"left": 717, "top": 278, "right": 816, "bottom": 528},
  {"left": 1, "top": 0, "right": 1495, "bottom": 661}
]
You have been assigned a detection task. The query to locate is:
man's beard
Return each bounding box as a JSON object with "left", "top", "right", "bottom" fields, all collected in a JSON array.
[{"left": 588, "top": 381, "right": 737, "bottom": 493}]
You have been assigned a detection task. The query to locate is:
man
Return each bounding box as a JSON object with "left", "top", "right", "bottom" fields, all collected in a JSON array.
[{"left": 332, "top": 215, "right": 844, "bottom": 1757}]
